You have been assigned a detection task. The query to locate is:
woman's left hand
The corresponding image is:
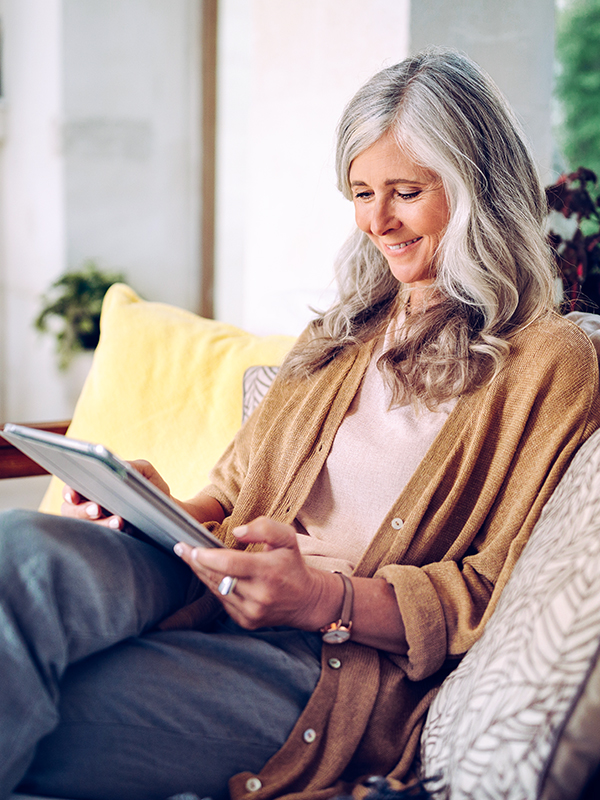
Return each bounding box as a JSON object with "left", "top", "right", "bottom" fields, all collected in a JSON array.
[{"left": 173, "top": 517, "right": 338, "bottom": 631}]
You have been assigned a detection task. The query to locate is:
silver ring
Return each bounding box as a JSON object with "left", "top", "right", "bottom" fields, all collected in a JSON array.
[{"left": 218, "top": 575, "right": 237, "bottom": 596}]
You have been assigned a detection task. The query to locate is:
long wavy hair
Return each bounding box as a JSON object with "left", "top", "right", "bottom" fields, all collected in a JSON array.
[{"left": 280, "top": 48, "right": 557, "bottom": 408}]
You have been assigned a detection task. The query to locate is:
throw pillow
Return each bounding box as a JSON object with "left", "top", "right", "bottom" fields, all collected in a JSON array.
[{"left": 39, "top": 284, "right": 295, "bottom": 514}]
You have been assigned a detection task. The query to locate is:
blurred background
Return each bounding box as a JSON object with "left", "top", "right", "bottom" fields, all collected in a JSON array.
[{"left": 0, "top": 0, "right": 597, "bottom": 504}]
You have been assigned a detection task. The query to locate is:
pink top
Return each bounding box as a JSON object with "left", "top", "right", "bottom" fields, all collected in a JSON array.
[{"left": 294, "top": 338, "right": 456, "bottom": 574}]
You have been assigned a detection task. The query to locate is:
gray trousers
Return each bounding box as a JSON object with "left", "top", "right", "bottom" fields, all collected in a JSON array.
[{"left": 0, "top": 510, "right": 322, "bottom": 800}]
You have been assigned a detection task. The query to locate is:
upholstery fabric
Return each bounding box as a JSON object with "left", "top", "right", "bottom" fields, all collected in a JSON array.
[
  {"left": 540, "top": 641, "right": 600, "bottom": 799},
  {"left": 39, "top": 285, "right": 295, "bottom": 515},
  {"left": 419, "top": 427, "right": 600, "bottom": 799},
  {"left": 242, "top": 366, "right": 279, "bottom": 422}
]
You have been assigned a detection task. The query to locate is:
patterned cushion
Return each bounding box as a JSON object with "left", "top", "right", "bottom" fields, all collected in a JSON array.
[
  {"left": 420, "top": 427, "right": 600, "bottom": 799},
  {"left": 242, "top": 366, "right": 279, "bottom": 422}
]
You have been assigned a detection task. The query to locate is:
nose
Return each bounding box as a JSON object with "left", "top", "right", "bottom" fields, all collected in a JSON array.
[{"left": 370, "top": 197, "right": 401, "bottom": 237}]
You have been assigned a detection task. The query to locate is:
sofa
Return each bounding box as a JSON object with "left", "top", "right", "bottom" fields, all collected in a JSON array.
[{"left": 7, "top": 283, "right": 600, "bottom": 799}]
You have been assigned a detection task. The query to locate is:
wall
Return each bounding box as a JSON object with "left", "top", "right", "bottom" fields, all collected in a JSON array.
[
  {"left": 214, "top": 0, "right": 556, "bottom": 338},
  {"left": 410, "top": 0, "right": 556, "bottom": 183},
  {"left": 0, "top": 0, "right": 66, "bottom": 422},
  {"left": 215, "top": 0, "right": 411, "bottom": 336},
  {"left": 0, "top": 0, "right": 202, "bottom": 422},
  {"left": 62, "top": 0, "right": 201, "bottom": 308}
]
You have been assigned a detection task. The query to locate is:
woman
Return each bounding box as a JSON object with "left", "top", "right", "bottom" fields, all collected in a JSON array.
[{"left": 2, "top": 48, "right": 600, "bottom": 800}]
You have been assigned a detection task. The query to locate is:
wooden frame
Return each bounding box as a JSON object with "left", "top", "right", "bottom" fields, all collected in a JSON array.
[
  {"left": 200, "top": 0, "right": 218, "bottom": 319},
  {"left": 0, "top": 421, "right": 70, "bottom": 479}
]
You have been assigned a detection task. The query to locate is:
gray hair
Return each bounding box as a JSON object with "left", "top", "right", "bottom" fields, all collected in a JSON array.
[{"left": 282, "top": 48, "right": 557, "bottom": 405}]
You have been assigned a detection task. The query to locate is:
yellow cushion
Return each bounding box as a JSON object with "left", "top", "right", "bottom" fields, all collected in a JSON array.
[{"left": 39, "top": 284, "right": 296, "bottom": 514}]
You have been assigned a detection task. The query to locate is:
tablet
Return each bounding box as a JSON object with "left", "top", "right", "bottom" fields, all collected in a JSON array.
[{"left": 2, "top": 423, "right": 225, "bottom": 552}]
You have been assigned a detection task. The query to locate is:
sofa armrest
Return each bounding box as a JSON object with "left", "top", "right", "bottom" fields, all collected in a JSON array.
[{"left": 0, "top": 421, "right": 70, "bottom": 479}]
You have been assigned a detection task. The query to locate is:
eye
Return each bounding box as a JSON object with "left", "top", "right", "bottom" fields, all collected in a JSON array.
[
  {"left": 397, "top": 190, "right": 421, "bottom": 201},
  {"left": 353, "top": 190, "right": 373, "bottom": 201}
]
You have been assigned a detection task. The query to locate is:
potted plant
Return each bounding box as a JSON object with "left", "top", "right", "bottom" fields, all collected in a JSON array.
[
  {"left": 546, "top": 167, "right": 600, "bottom": 313},
  {"left": 35, "top": 261, "right": 125, "bottom": 370}
]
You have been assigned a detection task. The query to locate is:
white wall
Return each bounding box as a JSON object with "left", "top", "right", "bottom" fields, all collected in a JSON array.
[
  {"left": 215, "top": 0, "right": 556, "bottom": 338},
  {"left": 0, "top": 0, "right": 66, "bottom": 422},
  {"left": 215, "top": 0, "right": 411, "bottom": 336},
  {"left": 0, "top": 0, "right": 202, "bottom": 422},
  {"left": 62, "top": 0, "right": 201, "bottom": 308}
]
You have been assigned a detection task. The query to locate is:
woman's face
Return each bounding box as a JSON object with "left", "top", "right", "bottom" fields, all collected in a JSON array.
[{"left": 349, "top": 132, "right": 449, "bottom": 295}]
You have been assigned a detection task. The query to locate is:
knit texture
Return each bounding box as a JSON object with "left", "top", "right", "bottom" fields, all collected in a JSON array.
[{"left": 200, "top": 314, "right": 600, "bottom": 800}]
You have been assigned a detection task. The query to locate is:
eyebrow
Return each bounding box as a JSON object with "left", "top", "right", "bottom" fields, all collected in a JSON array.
[{"left": 350, "top": 178, "right": 426, "bottom": 187}]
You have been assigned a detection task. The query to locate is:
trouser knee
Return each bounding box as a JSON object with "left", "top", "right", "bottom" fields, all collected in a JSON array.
[
  {"left": 0, "top": 509, "right": 89, "bottom": 584},
  {"left": 0, "top": 507, "right": 52, "bottom": 555}
]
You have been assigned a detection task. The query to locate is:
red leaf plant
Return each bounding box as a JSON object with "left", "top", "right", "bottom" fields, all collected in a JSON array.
[{"left": 546, "top": 167, "right": 600, "bottom": 313}]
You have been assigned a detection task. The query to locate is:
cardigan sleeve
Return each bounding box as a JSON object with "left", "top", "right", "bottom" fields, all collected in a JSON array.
[
  {"left": 376, "top": 319, "right": 600, "bottom": 681},
  {"left": 201, "top": 409, "right": 259, "bottom": 516}
]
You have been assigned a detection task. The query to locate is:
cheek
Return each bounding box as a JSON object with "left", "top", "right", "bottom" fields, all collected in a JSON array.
[
  {"left": 413, "top": 207, "right": 447, "bottom": 238},
  {"left": 428, "top": 196, "right": 450, "bottom": 236}
]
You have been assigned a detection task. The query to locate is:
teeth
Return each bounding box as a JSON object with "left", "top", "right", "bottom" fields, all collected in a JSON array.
[{"left": 388, "top": 237, "right": 420, "bottom": 250}]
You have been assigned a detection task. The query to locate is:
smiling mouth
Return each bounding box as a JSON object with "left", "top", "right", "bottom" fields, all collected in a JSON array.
[{"left": 386, "top": 237, "right": 422, "bottom": 251}]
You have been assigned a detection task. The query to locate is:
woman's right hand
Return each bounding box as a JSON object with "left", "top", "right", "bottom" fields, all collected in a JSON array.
[{"left": 60, "top": 459, "right": 172, "bottom": 529}]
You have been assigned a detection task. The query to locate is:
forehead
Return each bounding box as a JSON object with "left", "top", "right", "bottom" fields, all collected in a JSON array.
[{"left": 349, "top": 132, "right": 436, "bottom": 184}]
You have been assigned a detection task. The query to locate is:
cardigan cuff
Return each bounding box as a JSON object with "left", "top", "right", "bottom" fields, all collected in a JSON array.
[
  {"left": 200, "top": 483, "right": 235, "bottom": 516},
  {"left": 376, "top": 563, "right": 447, "bottom": 680}
]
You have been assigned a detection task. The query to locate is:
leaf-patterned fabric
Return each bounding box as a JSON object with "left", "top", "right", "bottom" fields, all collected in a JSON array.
[
  {"left": 420, "top": 427, "right": 600, "bottom": 799},
  {"left": 242, "top": 366, "right": 279, "bottom": 423}
]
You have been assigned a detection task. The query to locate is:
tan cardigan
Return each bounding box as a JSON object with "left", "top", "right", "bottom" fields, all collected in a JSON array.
[{"left": 199, "top": 314, "right": 600, "bottom": 800}]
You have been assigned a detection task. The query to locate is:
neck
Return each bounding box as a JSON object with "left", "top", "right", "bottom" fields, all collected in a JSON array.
[{"left": 406, "top": 284, "right": 439, "bottom": 313}]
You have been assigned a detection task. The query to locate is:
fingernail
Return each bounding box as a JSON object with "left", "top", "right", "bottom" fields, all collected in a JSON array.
[
  {"left": 65, "top": 490, "right": 74, "bottom": 504},
  {"left": 86, "top": 504, "right": 100, "bottom": 518},
  {"left": 232, "top": 525, "right": 248, "bottom": 538},
  {"left": 108, "top": 517, "right": 121, "bottom": 529},
  {"left": 173, "top": 543, "right": 184, "bottom": 556}
]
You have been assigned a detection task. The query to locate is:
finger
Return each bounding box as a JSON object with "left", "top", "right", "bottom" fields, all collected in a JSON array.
[
  {"left": 128, "top": 459, "right": 170, "bottom": 496},
  {"left": 62, "top": 486, "right": 86, "bottom": 505},
  {"left": 232, "top": 517, "right": 298, "bottom": 551},
  {"left": 60, "top": 497, "right": 123, "bottom": 529},
  {"left": 61, "top": 498, "right": 97, "bottom": 519},
  {"left": 185, "top": 544, "right": 262, "bottom": 578},
  {"left": 173, "top": 542, "right": 229, "bottom": 589},
  {"left": 100, "top": 515, "right": 124, "bottom": 530},
  {"left": 172, "top": 545, "right": 252, "bottom": 609}
]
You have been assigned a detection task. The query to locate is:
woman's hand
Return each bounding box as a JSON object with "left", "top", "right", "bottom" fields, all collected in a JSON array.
[
  {"left": 175, "top": 516, "right": 409, "bottom": 652},
  {"left": 61, "top": 459, "right": 171, "bottom": 530},
  {"left": 174, "top": 517, "right": 343, "bottom": 632}
]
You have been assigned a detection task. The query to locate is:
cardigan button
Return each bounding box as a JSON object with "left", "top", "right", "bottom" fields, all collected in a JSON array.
[
  {"left": 391, "top": 517, "right": 404, "bottom": 530},
  {"left": 245, "top": 777, "right": 262, "bottom": 792},
  {"left": 328, "top": 657, "right": 342, "bottom": 669},
  {"left": 303, "top": 728, "right": 317, "bottom": 743}
]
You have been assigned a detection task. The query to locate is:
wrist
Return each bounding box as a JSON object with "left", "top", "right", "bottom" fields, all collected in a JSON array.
[
  {"left": 179, "top": 494, "right": 226, "bottom": 525},
  {"left": 320, "top": 572, "right": 354, "bottom": 644},
  {"left": 299, "top": 569, "right": 345, "bottom": 632}
]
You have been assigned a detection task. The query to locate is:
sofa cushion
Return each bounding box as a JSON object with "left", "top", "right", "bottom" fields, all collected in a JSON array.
[
  {"left": 419, "top": 427, "right": 600, "bottom": 800},
  {"left": 39, "top": 284, "right": 295, "bottom": 514}
]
